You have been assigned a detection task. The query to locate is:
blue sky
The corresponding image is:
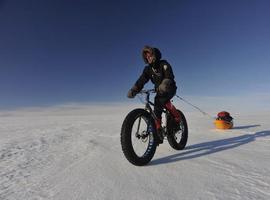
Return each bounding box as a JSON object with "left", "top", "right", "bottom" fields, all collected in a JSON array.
[{"left": 0, "top": 0, "right": 270, "bottom": 109}]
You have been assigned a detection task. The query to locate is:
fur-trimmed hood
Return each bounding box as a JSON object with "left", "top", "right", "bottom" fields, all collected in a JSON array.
[{"left": 142, "top": 45, "right": 162, "bottom": 64}]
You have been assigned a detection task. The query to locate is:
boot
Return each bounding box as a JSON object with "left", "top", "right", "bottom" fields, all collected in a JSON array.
[{"left": 165, "top": 101, "right": 181, "bottom": 124}]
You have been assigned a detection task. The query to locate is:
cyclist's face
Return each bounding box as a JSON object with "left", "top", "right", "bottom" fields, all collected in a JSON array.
[{"left": 145, "top": 52, "right": 154, "bottom": 64}]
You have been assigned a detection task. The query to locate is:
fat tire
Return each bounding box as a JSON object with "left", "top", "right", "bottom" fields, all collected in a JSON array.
[
  {"left": 167, "top": 110, "right": 188, "bottom": 150},
  {"left": 121, "top": 109, "right": 157, "bottom": 166}
]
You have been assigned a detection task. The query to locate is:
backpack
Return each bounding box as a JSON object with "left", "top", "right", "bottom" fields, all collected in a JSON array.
[{"left": 217, "top": 111, "right": 233, "bottom": 122}]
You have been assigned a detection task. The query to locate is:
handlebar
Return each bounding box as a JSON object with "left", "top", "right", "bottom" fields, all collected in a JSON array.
[{"left": 138, "top": 89, "right": 156, "bottom": 95}]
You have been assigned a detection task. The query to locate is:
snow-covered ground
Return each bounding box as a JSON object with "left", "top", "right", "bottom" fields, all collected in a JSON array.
[{"left": 0, "top": 103, "right": 269, "bottom": 200}]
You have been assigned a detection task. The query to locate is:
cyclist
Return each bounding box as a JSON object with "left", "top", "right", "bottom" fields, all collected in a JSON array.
[{"left": 127, "top": 45, "right": 180, "bottom": 143}]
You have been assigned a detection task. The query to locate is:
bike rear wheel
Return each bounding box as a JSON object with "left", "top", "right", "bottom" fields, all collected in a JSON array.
[
  {"left": 121, "top": 109, "right": 157, "bottom": 166},
  {"left": 167, "top": 109, "right": 188, "bottom": 150}
]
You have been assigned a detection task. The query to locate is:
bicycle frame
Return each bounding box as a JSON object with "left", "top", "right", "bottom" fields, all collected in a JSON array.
[
  {"left": 138, "top": 89, "right": 157, "bottom": 120},
  {"left": 121, "top": 89, "right": 188, "bottom": 166},
  {"left": 138, "top": 89, "right": 170, "bottom": 127}
]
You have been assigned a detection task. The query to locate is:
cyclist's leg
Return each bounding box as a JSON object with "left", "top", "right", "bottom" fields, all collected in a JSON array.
[
  {"left": 165, "top": 101, "right": 181, "bottom": 123},
  {"left": 154, "top": 91, "right": 174, "bottom": 125},
  {"left": 154, "top": 95, "right": 163, "bottom": 130},
  {"left": 154, "top": 94, "right": 171, "bottom": 143},
  {"left": 158, "top": 87, "right": 180, "bottom": 123}
]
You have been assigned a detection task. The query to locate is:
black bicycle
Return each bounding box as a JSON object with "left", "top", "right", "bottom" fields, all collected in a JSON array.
[{"left": 121, "top": 89, "right": 188, "bottom": 166}]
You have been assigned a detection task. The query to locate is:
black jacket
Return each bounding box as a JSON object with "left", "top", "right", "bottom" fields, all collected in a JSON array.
[{"left": 135, "top": 60, "right": 177, "bottom": 91}]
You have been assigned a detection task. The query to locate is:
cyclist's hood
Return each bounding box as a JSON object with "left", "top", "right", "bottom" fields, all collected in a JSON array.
[{"left": 142, "top": 46, "right": 162, "bottom": 64}]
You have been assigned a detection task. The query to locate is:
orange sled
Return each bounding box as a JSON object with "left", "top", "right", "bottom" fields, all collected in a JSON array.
[{"left": 214, "top": 119, "right": 233, "bottom": 129}]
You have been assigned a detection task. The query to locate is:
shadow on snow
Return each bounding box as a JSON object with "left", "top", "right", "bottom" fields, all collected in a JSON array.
[
  {"left": 150, "top": 130, "right": 270, "bottom": 166},
  {"left": 233, "top": 124, "right": 261, "bottom": 129}
]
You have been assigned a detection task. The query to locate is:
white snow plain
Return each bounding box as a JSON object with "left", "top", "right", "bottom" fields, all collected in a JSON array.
[{"left": 0, "top": 102, "right": 269, "bottom": 200}]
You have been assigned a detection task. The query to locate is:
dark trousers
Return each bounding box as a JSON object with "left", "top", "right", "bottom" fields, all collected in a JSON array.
[{"left": 154, "top": 87, "right": 176, "bottom": 119}]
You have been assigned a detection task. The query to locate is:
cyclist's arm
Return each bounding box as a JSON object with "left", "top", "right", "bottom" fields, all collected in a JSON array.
[
  {"left": 134, "top": 66, "right": 150, "bottom": 91},
  {"left": 161, "top": 60, "right": 175, "bottom": 80}
]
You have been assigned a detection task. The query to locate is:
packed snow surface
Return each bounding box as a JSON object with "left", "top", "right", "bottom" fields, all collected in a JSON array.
[{"left": 0, "top": 103, "right": 269, "bottom": 200}]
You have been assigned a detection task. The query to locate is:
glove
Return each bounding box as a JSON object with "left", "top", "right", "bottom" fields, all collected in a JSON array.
[
  {"left": 127, "top": 86, "right": 139, "bottom": 98},
  {"left": 158, "top": 79, "right": 172, "bottom": 95}
]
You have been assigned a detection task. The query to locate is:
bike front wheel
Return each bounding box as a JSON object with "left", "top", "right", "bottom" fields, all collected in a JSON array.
[{"left": 121, "top": 108, "right": 157, "bottom": 166}]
